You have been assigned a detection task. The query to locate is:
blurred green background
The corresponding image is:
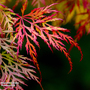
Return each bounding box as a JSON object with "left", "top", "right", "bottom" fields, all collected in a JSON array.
[{"left": 6, "top": 1, "right": 90, "bottom": 90}]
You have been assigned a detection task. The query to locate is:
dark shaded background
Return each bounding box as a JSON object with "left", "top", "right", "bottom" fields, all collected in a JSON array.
[{"left": 7, "top": 1, "right": 90, "bottom": 90}]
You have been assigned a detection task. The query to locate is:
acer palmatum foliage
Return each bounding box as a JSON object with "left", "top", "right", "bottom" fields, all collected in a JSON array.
[
  {"left": 0, "top": 3, "right": 41, "bottom": 90},
  {"left": 0, "top": 0, "right": 83, "bottom": 90},
  {"left": 68, "top": 0, "right": 90, "bottom": 52}
]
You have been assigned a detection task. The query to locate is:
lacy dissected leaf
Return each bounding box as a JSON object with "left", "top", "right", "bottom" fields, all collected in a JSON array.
[
  {"left": 0, "top": 4, "right": 16, "bottom": 38},
  {"left": 13, "top": 3, "right": 83, "bottom": 73},
  {"left": 0, "top": 4, "right": 16, "bottom": 56},
  {"left": 0, "top": 51, "right": 40, "bottom": 90},
  {"left": 0, "top": 3, "right": 41, "bottom": 90}
]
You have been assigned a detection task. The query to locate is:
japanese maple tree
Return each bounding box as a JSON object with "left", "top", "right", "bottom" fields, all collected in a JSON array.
[{"left": 0, "top": 0, "right": 86, "bottom": 90}]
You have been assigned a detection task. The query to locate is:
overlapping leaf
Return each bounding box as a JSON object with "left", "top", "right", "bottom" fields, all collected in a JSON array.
[
  {"left": 0, "top": 51, "right": 39, "bottom": 90},
  {"left": 0, "top": 4, "right": 16, "bottom": 55},
  {"left": 74, "top": 0, "right": 90, "bottom": 41},
  {"left": 12, "top": 2, "right": 83, "bottom": 74},
  {"left": 0, "top": 3, "right": 41, "bottom": 90}
]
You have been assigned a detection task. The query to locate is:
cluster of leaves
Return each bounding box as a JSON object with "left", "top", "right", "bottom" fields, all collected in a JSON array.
[
  {"left": 35, "top": 0, "right": 90, "bottom": 52},
  {"left": 0, "top": 2, "right": 40, "bottom": 90},
  {"left": 0, "top": 0, "right": 84, "bottom": 90},
  {"left": 43, "top": 0, "right": 90, "bottom": 41}
]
